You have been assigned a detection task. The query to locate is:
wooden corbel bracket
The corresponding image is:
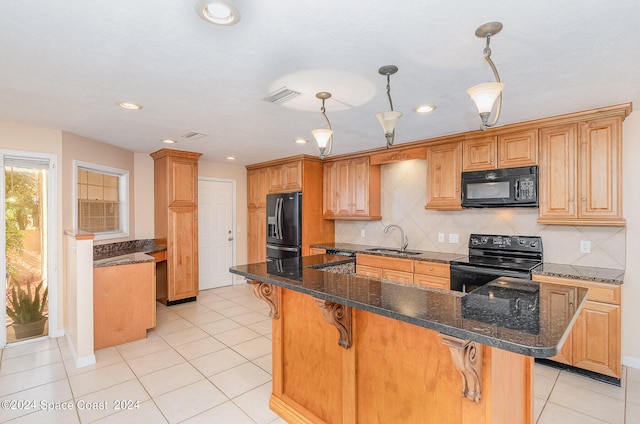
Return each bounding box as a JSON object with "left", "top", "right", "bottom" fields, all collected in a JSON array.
[
  {"left": 251, "top": 281, "right": 280, "bottom": 319},
  {"left": 441, "top": 334, "right": 483, "bottom": 402},
  {"left": 313, "top": 298, "right": 352, "bottom": 349}
]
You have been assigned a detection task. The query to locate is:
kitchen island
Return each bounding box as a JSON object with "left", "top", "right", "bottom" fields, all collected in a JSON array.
[{"left": 230, "top": 255, "right": 588, "bottom": 424}]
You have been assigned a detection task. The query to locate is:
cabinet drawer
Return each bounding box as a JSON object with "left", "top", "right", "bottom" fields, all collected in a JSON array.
[
  {"left": 382, "top": 269, "right": 413, "bottom": 284},
  {"left": 414, "top": 274, "right": 450, "bottom": 290},
  {"left": 413, "top": 261, "right": 449, "bottom": 279},
  {"left": 532, "top": 275, "right": 620, "bottom": 305},
  {"left": 356, "top": 254, "right": 413, "bottom": 272},
  {"left": 356, "top": 264, "right": 383, "bottom": 278}
]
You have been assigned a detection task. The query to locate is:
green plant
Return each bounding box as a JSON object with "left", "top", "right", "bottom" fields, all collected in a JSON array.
[{"left": 6, "top": 280, "right": 48, "bottom": 324}]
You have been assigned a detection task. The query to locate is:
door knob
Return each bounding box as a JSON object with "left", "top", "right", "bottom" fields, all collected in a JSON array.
[{"left": 228, "top": 237, "right": 234, "bottom": 241}]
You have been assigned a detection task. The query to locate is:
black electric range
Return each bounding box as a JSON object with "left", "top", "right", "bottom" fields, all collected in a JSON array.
[{"left": 450, "top": 234, "right": 543, "bottom": 293}]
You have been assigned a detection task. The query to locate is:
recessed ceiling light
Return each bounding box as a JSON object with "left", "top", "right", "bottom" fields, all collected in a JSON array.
[
  {"left": 226, "top": 156, "right": 236, "bottom": 160},
  {"left": 162, "top": 139, "right": 177, "bottom": 144},
  {"left": 293, "top": 138, "right": 308, "bottom": 144},
  {"left": 116, "top": 101, "right": 143, "bottom": 110},
  {"left": 195, "top": 0, "right": 241, "bottom": 26},
  {"left": 414, "top": 105, "right": 436, "bottom": 113}
]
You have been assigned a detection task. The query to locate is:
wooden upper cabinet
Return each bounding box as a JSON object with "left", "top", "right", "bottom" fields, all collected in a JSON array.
[
  {"left": 463, "top": 129, "right": 537, "bottom": 171},
  {"left": 323, "top": 156, "right": 381, "bottom": 220},
  {"left": 538, "top": 117, "right": 624, "bottom": 226},
  {"left": 426, "top": 141, "right": 462, "bottom": 210},
  {"left": 248, "top": 167, "right": 269, "bottom": 209},
  {"left": 268, "top": 160, "right": 302, "bottom": 193}
]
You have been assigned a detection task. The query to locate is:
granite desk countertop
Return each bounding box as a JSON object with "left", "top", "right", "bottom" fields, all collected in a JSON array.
[
  {"left": 309, "top": 242, "right": 466, "bottom": 263},
  {"left": 93, "top": 239, "right": 167, "bottom": 268},
  {"left": 230, "top": 254, "right": 588, "bottom": 358}
]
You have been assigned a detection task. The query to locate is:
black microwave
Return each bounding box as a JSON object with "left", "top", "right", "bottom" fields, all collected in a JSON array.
[{"left": 461, "top": 166, "right": 538, "bottom": 208}]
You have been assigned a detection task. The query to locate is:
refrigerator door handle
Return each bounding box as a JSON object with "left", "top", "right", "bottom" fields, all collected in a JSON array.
[
  {"left": 267, "top": 244, "right": 300, "bottom": 252},
  {"left": 276, "top": 197, "right": 283, "bottom": 240}
]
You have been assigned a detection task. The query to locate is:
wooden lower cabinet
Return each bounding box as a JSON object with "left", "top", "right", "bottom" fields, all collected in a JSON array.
[
  {"left": 266, "top": 285, "right": 534, "bottom": 424},
  {"left": 533, "top": 274, "right": 621, "bottom": 378},
  {"left": 248, "top": 208, "right": 266, "bottom": 263},
  {"left": 93, "top": 262, "right": 156, "bottom": 350},
  {"left": 356, "top": 254, "right": 451, "bottom": 289}
]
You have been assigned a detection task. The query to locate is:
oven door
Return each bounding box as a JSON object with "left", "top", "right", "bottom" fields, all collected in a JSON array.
[{"left": 449, "top": 263, "right": 531, "bottom": 293}]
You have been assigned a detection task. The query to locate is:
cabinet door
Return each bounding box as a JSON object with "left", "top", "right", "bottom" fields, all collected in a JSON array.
[
  {"left": 268, "top": 165, "right": 285, "bottom": 193},
  {"left": 538, "top": 124, "right": 578, "bottom": 221},
  {"left": 169, "top": 157, "right": 198, "bottom": 205},
  {"left": 426, "top": 141, "right": 462, "bottom": 210},
  {"left": 351, "top": 157, "right": 371, "bottom": 216},
  {"left": 463, "top": 136, "right": 496, "bottom": 171},
  {"left": 322, "top": 161, "right": 338, "bottom": 218},
  {"left": 248, "top": 168, "right": 269, "bottom": 209},
  {"left": 539, "top": 284, "right": 577, "bottom": 364},
  {"left": 497, "top": 129, "right": 538, "bottom": 168},
  {"left": 356, "top": 264, "right": 383, "bottom": 278},
  {"left": 283, "top": 161, "right": 302, "bottom": 191},
  {"left": 167, "top": 207, "right": 198, "bottom": 300},
  {"left": 335, "top": 160, "right": 352, "bottom": 215},
  {"left": 572, "top": 301, "right": 621, "bottom": 378},
  {"left": 414, "top": 274, "right": 449, "bottom": 290},
  {"left": 248, "top": 208, "right": 266, "bottom": 263},
  {"left": 382, "top": 269, "right": 413, "bottom": 284},
  {"left": 578, "top": 117, "right": 622, "bottom": 220}
]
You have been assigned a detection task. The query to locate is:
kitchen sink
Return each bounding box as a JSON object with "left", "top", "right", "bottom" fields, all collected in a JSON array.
[{"left": 365, "top": 248, "right": 423, "bottom": 255}]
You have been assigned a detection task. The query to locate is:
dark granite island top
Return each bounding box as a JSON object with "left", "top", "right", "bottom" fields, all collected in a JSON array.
[{"left": 230, "top": 254, "right": 588, "bottom": 358}]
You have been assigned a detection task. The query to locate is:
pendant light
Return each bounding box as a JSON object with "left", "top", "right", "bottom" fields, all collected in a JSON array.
[
  {"left": 467, "top": 22, "right": 504, "bottom": 131},
  {"left": 311, "top": 92, "right": 334, "bottom": 159},
  {"left": 376, "top": 65, "right": 402, "bottom": 149}
]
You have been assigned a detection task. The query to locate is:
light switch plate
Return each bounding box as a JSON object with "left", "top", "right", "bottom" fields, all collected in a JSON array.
[
  {"left": 438, "top": 232, "right": 445, "bottom": 243},
  {"left": 360, "top": 229, "right": 366, "bottom": 238},
  {"left": 449, "top": 233, "right": 459, "bottom": 244},
  {"left": 580, "top": 240, "right": 591, "bottom": 253}
]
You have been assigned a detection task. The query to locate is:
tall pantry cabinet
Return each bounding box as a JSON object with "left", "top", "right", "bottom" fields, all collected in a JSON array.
[{"left": 151, "top": 149, "right": 202, "bottom": 305}]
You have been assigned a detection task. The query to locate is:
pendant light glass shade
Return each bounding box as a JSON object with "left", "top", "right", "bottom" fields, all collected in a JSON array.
[
  {"left": 312, "top": 129, "right": 333, "bottom": 148},
  {"left": 467, "top": 82, "right": 505, "bottom": 114},
  {"left": 376, "top": 111, "right": 402, "bottom": 137}
]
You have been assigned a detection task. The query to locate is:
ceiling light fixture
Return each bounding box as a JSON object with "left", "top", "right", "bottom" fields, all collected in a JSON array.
[
  {"left": 226, "top": 156, "right": 236, "bottom": 160},
  {"left": 311, "top": 92, "right": 333, "bottom": 160},
  {"left": 195, "top": 0, "right": 241, "bottom": 26},
  {"left": 467, "top": 21, "right": 505, "bottom": 131},
  {"left": 162, "top": 139, "right": 177, "bottom": 144},
  {"left": 376, "top": 65, "right": 402, "bottom": 149},
  {"left": 414, "top": 105, "right": 436, "bottom": 114},
  {"left": 116, "top": 101, "right": 143, "bottom": 110},
  {"left": 293, "top": 138, "right": 308, "bottom": 144}
]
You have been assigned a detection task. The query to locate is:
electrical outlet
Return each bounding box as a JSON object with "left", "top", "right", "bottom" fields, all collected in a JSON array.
[
  {"left": 438, "top": 232, "right": 445, "bottom": 243},
  {"left": 449, "top": 233, "right": 459, "bottom": 244},
  {"left": 580, "top": 240, "right": 591, "bottom": 253},
  {"left": 360, "top": 229, "right": 366, "bottom": 238}
]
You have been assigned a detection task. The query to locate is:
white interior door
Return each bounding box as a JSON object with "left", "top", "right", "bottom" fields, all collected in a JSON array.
[{"left": 198, "top": 179, "right": 235, "bottom": 290}]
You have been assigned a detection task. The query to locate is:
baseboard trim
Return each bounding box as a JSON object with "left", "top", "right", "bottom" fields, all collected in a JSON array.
[{"left": 622, "top": 356, "right": 640, "bottom": 370}]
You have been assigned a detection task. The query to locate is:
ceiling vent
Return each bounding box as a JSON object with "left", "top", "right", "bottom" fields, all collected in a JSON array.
[
  {"left": 262, "top": 87, "right": 300, "bottom": 104},
  {"left": 181, "top": 131, "right": 207, "bottom": 140}
]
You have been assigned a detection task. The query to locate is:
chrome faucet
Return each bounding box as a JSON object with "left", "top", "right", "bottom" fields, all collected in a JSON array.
[{"left": 384, "top": 224, "right": 408, "bottom": 251}]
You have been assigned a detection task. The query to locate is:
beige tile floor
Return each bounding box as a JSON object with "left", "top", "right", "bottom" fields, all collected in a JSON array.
[{"left": 0, "top": 282, "right": 637, "bottom": 423}]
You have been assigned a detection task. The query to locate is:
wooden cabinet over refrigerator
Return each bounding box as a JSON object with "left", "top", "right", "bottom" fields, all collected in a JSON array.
[{"left": 151, "top": 148, "right": 202, "bottom": 305}]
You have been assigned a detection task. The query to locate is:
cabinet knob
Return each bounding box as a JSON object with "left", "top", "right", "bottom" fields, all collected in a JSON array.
[
  {"left": 490, "top": 159, "right": 494, "bottom": 162},
  {"left": 569, "top": 198, "right": 574, "bottom": 202},
  {"left": 429, "top": 267, "right": 433, "bottom": 271},
  {"left": 581, "top": 198, "right": 586, "bottom": 201},
  {"left": 499, "top": 157, "right": 504, "bottom": 161}
]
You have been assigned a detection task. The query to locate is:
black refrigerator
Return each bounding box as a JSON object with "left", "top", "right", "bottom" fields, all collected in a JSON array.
[{"left": 266, "top": 192, "right": 302, "bottom": 260}]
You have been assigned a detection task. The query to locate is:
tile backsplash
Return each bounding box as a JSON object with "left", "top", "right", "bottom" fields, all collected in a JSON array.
[{"left": 335, "top": 159, "right": 625, "bottom": 269}]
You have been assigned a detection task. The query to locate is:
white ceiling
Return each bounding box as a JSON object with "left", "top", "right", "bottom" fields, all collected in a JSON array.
[{"left": 1, "top": 1, "right": 639, "bottom": 165}]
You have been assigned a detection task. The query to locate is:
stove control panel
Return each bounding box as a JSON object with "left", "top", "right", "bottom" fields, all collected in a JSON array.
[{"left": 469, "top": 234, "right": 543, "bottom": 253}]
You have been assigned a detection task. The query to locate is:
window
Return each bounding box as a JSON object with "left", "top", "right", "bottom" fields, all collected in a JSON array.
[{"left": 74, "top": 161, "right": 129, "bottom": 240}]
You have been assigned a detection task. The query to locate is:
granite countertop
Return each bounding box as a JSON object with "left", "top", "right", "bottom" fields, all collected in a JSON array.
[
  {"left": 230, "top": 254, "right": 588, "bottom": 358},
  {"left": 532, "top": 263, "right": 624, "bottom": 284},
  {"left": 310, "top": 242, "right": 466, "bottom": 263},
  {"left": 93, "top": 239, "right": 167, "bottom": 268},
  {"left": 312, "top": 242, "right": 624, "bottom": 284}
]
